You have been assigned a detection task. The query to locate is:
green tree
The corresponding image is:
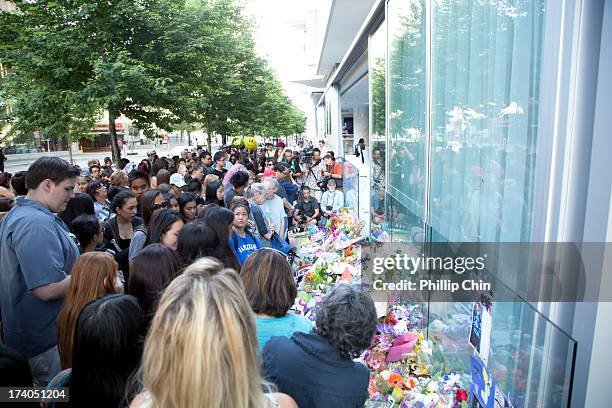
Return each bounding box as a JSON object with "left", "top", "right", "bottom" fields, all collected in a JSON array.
[
  {"left": 0, "top": 0, "right": 199, "bottom": 162},
  {"left": 1, "top": 0, "right": 305, "bottom": 160}
]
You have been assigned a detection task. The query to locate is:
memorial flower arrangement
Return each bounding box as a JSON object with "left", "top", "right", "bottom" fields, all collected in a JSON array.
[
  {"left": 362, "top": 304, "right": 469, "bottom": 408},
  {"left": 290, "top": 210, "right": 472, "bottom": 407}
]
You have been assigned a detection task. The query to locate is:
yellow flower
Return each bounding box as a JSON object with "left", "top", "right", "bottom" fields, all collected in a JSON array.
[{"left": 391, "top": 387, "right": 404, "bottom": 402}]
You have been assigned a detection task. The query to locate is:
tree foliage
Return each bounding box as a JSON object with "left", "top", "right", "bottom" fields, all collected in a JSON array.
[{"left": 0, "top": 0, "right": 305, "bottom": 160}]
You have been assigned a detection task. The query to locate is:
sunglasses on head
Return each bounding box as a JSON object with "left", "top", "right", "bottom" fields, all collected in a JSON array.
[{"left": 256, "top": 247, "right": 289, "bottom": 259}]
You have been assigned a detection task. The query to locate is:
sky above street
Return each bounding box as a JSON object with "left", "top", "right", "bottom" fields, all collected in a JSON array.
[{"left": 244, "top": 0, "right": 330, "bottom": 113}]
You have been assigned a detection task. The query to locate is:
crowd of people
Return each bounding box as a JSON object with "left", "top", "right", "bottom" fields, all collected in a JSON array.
[{"left": 0, "top": 140, "right": 379, "bottom": 407}]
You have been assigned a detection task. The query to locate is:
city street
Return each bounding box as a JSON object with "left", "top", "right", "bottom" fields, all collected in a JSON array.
[{"left": 2, "top": 141, "right": 209, "bottom": 173}]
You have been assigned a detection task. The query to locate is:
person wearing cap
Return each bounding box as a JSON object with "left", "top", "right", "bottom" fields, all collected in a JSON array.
[
  {"left": 319, "top": 178, "right": 343, "bottom": 226},
  {"left": 147, "top": 150, "right": 157, "bottom": 160},
  {"left": 169, "top": 173, "right": 187, "bottom": 197}
]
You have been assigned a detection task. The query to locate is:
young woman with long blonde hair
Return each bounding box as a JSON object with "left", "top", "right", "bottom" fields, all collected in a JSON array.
[
  {"left": 56, "top": 252, "right": 123, "bottom": 369},
  {"left": 131, "top": 257, "right": 296, "bottom": 408}
]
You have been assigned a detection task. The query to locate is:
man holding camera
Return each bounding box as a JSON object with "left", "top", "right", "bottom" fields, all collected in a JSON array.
[
  {"left": 293, "top": 185, "right": 320, "bottom": 230},
  {"left": 300, "top": 148, "right": 325, "bottom": 201},
  {"left": 322, "top": 154, "right": 343, "bottom": 190}
]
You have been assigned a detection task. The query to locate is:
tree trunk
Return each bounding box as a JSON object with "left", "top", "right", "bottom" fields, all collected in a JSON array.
[
  {"left": 222, "top": 134, "right": 227, "bottom": 145},
  {"left": 207, "top": 133, "right": 212, "bottom": 152},
  {"left": 108, "top": 108, "right": 121, "bottom": 164},
  {"left": 66, "top": 135, "right": 74, "bottom": 164},
  {"left": 187, "top": 130, "right": 191, "bottom": 146}
]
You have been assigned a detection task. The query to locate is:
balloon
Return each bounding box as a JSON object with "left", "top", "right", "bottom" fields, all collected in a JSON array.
[
  {"left": 244, "top": 136, "right": 257, "bottom": 151},
  {"left": 231, "top": 136, "right": 244, "bottom": 148}
]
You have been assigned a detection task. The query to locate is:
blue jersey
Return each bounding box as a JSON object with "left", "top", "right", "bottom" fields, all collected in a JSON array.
[{"left": 229, "top": 230, "right": 261, "bottom": 265}]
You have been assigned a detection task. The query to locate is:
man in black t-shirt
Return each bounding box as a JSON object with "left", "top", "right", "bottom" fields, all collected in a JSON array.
[
  {"left": 293, "top": 186, "right": 320, "bottom": 230},
  {"left": 209, "top": 151, "right": 228, "bottom": 179}
]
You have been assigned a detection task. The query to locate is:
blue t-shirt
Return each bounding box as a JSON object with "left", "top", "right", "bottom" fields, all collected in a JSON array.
[
  {"left": 0, "top": 198, "right": 79, "bottom": 358},
  {"left": 256, "top": 313, "right": 313, "bottom": 350},
  {"left": 279, "top": 180, "right": 299, "bottom": 204},
  {"left": 229, "top": 230, "right": 261, "bottom": 265}
]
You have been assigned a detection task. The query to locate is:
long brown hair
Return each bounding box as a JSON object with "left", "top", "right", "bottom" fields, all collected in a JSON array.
[{"left": 56, "top": 252, "right": 119, "bottom": 368}]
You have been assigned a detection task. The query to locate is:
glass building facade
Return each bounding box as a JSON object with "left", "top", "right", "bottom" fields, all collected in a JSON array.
[{"left": 316, "top": 0, "right": 612, "bottom": 406}]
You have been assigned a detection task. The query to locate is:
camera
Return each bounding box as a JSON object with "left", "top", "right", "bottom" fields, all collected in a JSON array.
[
  {"left": 299, "top": 215, "right": 307, "bottom": 223},
  {"left": 301, "top": 147, "right": 314, "bottom": 165},
  {"left": 326, "top": 205, "right": 332, "bottom": 211}
]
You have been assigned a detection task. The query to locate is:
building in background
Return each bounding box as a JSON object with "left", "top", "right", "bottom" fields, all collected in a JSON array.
[
  {"left": 312, "top": 0, "right": 611, "bottom": 406},
  {"left": 246, "top": 0, "right": 332, "bottom": 143}
]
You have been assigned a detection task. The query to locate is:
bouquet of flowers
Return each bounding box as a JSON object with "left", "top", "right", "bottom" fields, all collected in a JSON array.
[
  {"left": 362, "top": 303, "right": 469, "bottom": 408},
  {"left": 366, "top": 364, "right": 469, "bottom": 408},
  {"left": 301, "top": 260, "right": 334, "bottom": 292}
]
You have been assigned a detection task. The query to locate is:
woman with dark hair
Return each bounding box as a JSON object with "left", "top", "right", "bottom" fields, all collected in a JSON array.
[
  {"left": 0, "top": 344, "right": 38, "bottom": 408},
  {"left": 0, "top": 171, "right": 11, "bottom": 189},
  {"left": 0, "top": 344, "right": 34, "bottom": 390},
  {"left": 128, "top": 190, "right": 165, "bottom": 261},
  {"left": 145, "top": 209, "right": 184, "bottom": 251},
  {"left": 102, "top": 189, "right": 143, "bottom": 281},
  {"left": 262, "top": 284, "right": 377, "bottom": 408},
  {"left": 230, "top": 199, "right": 261, "bottom": 265},
  {"left": 152, "top": 169, "right": 171, "bottom": 187},
  {"left": 224, "top": 171, "right": 249, "bottom": 207},
  {"left": 185, "top": 179, "right": 203, "bottom": 196},
  {"left": 128, "top": 244, "right": 182, "bottom": 332},
  {"left": 204, "top": 180, "right": 224, "bottom": 207},
  {"left": 178, "top": 192, "right": 198, "bottom": 222},
  {"left": 48, "top": 294, "right": 142, "bottom": 407},
  {"left": 176, "top": 222, "right": 219, "bottom": 266},
  {"left": 241, "top": 249, "right": 311, "bottom": 349},
  {"left": 150, "top": 161, "right": 169, "bottom": 187},
  {"left": 201, "top": 205, "right": 240, "bottom": 270},
  {"left": 57, "top": 193, "right": 95, "bottom": 227},
  {"left": 56, "top": 252, "right": 122, "bottom": 369},
  {"left": 86, "top": 180, "right": 111, "bottom": 222},
  {"left": 163, "top": 191, "right": 179, "bottom": 212},
  {"left": 70, "top": 215, "right": 103, "bottom": 253},
  {"left": 138, "top": 159, "right": 151, "bottom": 176}
]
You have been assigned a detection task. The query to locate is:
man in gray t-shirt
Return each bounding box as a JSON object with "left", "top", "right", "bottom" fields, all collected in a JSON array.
[{"left": 0, "top": 157, "right": 79, "bottom": 384}]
